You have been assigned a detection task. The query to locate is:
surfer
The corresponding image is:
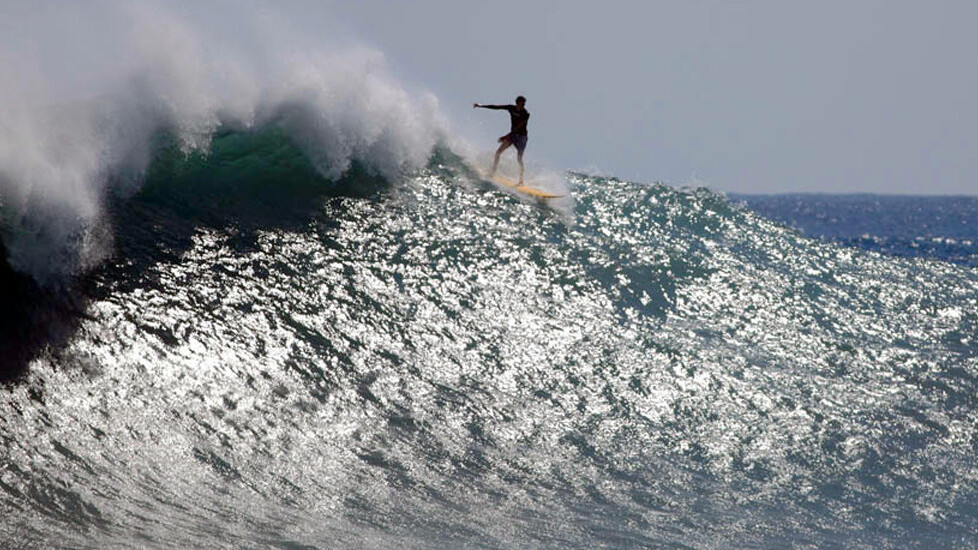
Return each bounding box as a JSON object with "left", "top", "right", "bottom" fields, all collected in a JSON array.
[{"left": 474, "top": 95, "right": 529, "bottom": 185}]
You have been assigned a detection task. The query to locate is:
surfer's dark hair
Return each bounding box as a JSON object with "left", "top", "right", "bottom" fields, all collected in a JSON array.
[{"left": 516, "top": 95, "right": 526, "bottom": 104}]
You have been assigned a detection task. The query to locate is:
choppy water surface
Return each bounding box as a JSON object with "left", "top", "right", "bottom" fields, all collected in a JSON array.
[
  {"left": 734, "top": 193, "right": 978, "bottom": 266},
  {"left": 2, "top": 158, "right": 978, "bottom": 548}
]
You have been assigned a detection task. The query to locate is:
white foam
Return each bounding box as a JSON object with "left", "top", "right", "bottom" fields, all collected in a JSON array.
[{"left": 0, "top": 0, "right": 449, "bottom": 282}]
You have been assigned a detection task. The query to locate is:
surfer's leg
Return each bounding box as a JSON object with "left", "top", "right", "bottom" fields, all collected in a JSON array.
[
  {"left": 517, "top": 150, "right": 524, "bottom": 185},
  {"left": 491, "top": 141, "right": 511, "bottom": 177},
  {"left": 514, "top": 135, "right": 527, "bottom": 185}
]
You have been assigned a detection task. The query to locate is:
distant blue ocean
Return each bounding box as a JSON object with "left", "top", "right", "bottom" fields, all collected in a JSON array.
[{"left": 732, "top": 193, "right": 978, "bottom": 266}]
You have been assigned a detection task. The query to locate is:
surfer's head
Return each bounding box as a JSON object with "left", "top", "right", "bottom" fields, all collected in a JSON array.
[{"left": 516, "top": 95, "right": 526, "bottom": 107}]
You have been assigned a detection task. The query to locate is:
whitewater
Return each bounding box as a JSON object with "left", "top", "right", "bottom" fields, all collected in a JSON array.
[{"left": 3, "top": 2, "right": 978, "bottom": 549}]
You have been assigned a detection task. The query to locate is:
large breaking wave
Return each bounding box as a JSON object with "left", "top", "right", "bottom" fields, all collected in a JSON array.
[
  {"left": 0, "top": 0, "right": 447, "bottom": 282},
  {"left": 2, "top": 137, "right": 977, "bottom": 546}
]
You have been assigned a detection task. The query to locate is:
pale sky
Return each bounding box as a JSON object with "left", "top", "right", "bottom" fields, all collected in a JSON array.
[{"left": 320, "top": 1, "right": 978, "bottom": 195}]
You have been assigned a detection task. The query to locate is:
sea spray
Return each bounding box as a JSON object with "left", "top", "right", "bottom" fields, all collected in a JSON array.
[{"left": 0, "top": 0, "right": 448, "bottom": 282}]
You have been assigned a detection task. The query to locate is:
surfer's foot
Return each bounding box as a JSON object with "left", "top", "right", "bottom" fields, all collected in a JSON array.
[{"left": 517, "top": 180, "right": 524, "bottom": 187}]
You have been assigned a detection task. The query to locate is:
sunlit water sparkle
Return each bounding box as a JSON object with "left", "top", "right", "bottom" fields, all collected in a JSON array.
[{"left": 3, "top": 167, "right": 978, "bottom": 548}]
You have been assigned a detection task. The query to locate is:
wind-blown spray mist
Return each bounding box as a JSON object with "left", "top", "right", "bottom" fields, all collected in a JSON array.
[{"left": 0, "top": 0, "right": 448, "bottom": 282}]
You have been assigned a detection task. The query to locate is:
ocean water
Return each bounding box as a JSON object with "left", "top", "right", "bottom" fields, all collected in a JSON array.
[
  {"left": 3, "top": 4, "right": 978, "bottom": 549},
  {"left": 732, "top": 194, "right": 978, "bottom": 267},
  {"left": 3, "top": 132, "right": 978, "bottom": 548}
]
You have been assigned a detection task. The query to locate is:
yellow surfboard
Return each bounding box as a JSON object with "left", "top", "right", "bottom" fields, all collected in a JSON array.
[{"left": 483, "top": 173, "right": 566, "bottom": 198}]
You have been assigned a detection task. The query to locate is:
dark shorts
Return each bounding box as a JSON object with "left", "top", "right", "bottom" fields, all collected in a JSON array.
[{"left": 510, "top": 133, "right": 528, "bottom": 153}]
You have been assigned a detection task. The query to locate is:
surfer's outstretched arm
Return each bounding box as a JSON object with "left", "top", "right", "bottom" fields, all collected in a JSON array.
[{"left": 473, "top": 103, "right": 510, "bottom": 110}]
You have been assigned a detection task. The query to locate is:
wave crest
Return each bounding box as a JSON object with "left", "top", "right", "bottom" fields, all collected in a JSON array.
[{"left": 0, "top": 1, "right": 448, "bottom": 282}]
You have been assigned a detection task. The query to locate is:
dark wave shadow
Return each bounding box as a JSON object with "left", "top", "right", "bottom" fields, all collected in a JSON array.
[{"left": 0, "top": 239, "right": 88, "bottom": 383}]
